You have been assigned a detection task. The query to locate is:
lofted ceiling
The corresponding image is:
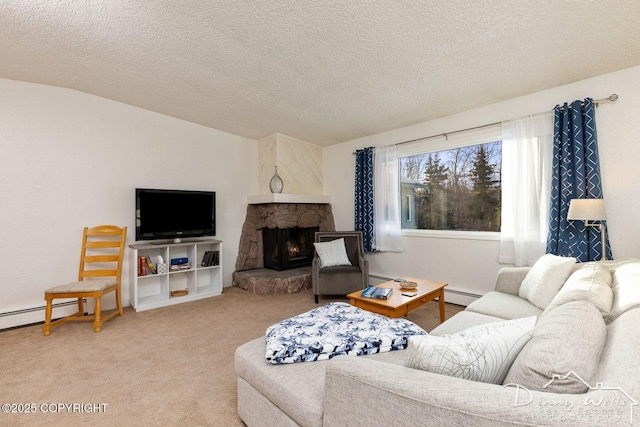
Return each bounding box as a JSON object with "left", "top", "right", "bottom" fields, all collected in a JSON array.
[{"left": 2, "top": 1, "right": 640, "bottom": 147}]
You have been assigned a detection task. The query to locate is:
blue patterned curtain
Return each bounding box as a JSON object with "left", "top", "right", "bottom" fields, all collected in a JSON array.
[
  {"left": 546, "top": 98, "right": 612, "bottom": 261},
  {"left": 354, "top": 147, "right": 374, "bottom": 251}
]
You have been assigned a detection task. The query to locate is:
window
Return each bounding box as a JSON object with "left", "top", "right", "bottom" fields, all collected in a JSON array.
[{"left": 399, "top": 131, "right": 502, "bottom": 233}]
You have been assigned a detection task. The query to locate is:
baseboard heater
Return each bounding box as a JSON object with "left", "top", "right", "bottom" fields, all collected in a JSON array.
[
  {"left": 0, "top": 300, "right": 81, "bottom": 331},
  {"left": 0, "top": 300, "right": 79, "bottom": 318},
  {"left": 369, "top": 275, "right": 482, "bottom": 300}
]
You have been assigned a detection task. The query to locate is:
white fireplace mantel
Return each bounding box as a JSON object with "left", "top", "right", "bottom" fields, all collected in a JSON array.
[{"left": 247, "top": 193, "right": 331, "bottom": 204}]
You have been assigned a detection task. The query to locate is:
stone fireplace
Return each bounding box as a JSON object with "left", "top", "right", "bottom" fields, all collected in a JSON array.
[
  {"left": 233, "top": 203, "right": 335, "bottom": 294},
  {"left": 233, "top": 133, "right": 334, "bottom": 293}
]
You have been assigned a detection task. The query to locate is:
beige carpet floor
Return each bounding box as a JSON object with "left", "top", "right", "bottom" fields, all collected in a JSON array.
[{"left": 0, "top": 286, "right": 463, "bottom": 426}]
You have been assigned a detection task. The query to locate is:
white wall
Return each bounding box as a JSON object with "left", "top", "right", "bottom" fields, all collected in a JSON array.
[
  {"left": 3, "top": 66, "right": 638, "bottom": 326},
  {"left": 0, "top": 79, "right": 257, "bottom": 329},
  {"left": 324, "top": 65, "right": 640, "bottom": 305}
]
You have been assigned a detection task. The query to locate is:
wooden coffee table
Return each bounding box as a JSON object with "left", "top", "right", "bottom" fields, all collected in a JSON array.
[{"left": 347, "top": 277, "right": 448, "bottom": 322}]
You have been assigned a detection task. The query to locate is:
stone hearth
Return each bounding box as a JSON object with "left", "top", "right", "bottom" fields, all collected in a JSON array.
[
  {"left": 233, "top": 267, "right": 312, "bottom": 294},
  {"left": 233, "top": 203, "right": 335, "bottom": 294}
]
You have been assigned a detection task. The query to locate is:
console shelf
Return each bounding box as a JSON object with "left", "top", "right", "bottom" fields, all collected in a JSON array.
[{"left": 129, "top": 239, "right": 222, "bottom": 312}]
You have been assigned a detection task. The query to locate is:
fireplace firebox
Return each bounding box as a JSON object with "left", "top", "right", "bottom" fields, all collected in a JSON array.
[{"left": 262, "top": 227, "right": 319, "bottom": 271}]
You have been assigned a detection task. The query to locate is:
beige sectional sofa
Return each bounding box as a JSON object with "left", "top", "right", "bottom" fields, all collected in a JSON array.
[{"left": 234, "top": 258, "right": 640, "bottom": 426}]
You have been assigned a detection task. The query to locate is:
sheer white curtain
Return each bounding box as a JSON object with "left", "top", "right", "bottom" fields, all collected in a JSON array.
[
  {"left": 373, "top": 145, "right": 402, "bottom": 252},
  {"left": 500, "top": 112, "right": 553, "bottom": 266}
]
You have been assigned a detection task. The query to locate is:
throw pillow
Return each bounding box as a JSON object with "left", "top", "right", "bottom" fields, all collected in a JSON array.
[
  {"left": 541, "top": 262, "right": 613, "bottom": 317},
  {"left": 313, "top": 238, "right": 351, "bottom": 268},
  {"left": 503, "top": 300, "right": 606, "bottom": 394},
  {"left": 405, "top": 316, "right": 536, "bottom": 384},
  {"left": 519, "top": 254, "right": 576, "bottom": 309}
]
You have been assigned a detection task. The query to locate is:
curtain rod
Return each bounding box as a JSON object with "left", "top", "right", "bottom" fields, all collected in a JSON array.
[
  {"left": 558, "top": 93, "right": 619, "bottom": 110},
  {"left": 353, "top": 93, "right": 619, "bottom": 154},
  {"left": 594, "top": 93, "right": 619, "bottom": 105},
  {"left": 353, "top": 121, "right": 501, "bottom": 154},
  {"left": 393, "top": 121, "right": 501, "bottom": 148}
]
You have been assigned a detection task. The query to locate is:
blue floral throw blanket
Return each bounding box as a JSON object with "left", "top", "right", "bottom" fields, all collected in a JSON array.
[{"left": 265, "top": 302, "right": 427, "bottom": 364}]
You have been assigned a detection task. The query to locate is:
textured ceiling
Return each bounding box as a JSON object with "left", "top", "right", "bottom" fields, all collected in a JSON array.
[{"left": 2, "top": 1, "right": 640, "bottom": 147}]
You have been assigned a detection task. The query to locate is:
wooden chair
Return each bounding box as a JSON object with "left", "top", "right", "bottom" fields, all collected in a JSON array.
[{"left": 43, "top": 225, "right": 127, "bottom": 336}]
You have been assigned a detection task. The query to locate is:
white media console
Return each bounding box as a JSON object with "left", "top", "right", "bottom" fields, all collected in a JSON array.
[{"left": 129, "top": 239, "right": 222, "bottom": 311}]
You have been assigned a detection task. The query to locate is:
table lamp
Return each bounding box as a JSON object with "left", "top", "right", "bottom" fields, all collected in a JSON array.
[{"left": 567, "top": 198, "right": 608, "bottom": 260}]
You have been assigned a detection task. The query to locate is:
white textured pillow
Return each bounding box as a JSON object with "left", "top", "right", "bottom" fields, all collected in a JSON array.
[
  {"left": 313, "top": 238, "right": 351, "bottom": 268},
  {"left": 519, "top": 254, "right": 576, "bottom": 309},
  {"left": 405, "top": 316, "right": 536, "bottom": 384},
  {"left": 542, "top": 262, "right": 612, "bottom": 317}
]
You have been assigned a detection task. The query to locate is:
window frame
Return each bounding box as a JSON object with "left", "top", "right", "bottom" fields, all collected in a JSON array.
[{"left": 396, "top": 123, "right": 503, "bottom": 239}]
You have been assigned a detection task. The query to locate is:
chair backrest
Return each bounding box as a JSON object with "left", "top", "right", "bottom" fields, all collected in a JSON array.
[
  {"left": 315, "top": 231, "right": 364, "bottom": 266},
  {"left": 78, "top": 225, "right": 127, "bottom": 283}
]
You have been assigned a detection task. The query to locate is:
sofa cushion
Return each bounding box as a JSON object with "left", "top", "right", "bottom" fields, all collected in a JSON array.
[
  {"left": 518, "top": 254, "right": 576, "bottom": 309},
  {"left": 235, "top": 337, "right": 326, "bottom": 427},
  {"left": 235, "top": 335, "right": 407, "bottom": 427},
  {"left": 503, "top": 300, "right": 606, "bottom": 394},
  {"left": 494, "top": 266, "right": 531, "bottom": 295},
  {"left": 465, "top": 291, "right": 543, "bottom": 320},
  {"left": 608, "top": 258, "right": 640, "bottom": 322},
  {"left": 405, "top": 316, "right": 536, "bottom": 384},
  {"left": 429, "top": 311, "right": 505, "bottom": 336},
  {"left": 542, "top": 262, "right": 613, "bottom": 317},
  {"left": 313, "top": 238, "right": 351, "bottom": 267}
]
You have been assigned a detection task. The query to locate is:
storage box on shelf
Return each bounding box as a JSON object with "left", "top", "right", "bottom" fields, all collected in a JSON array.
[{"left": 129, "top": 239, "right": 222, "bottom": 311}]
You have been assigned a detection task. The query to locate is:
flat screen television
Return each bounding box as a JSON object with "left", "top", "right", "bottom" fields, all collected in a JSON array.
[{"left": 135, "top": 188, "right": 216, "bottom": 242}]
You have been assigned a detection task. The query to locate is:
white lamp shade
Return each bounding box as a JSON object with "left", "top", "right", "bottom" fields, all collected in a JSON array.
[{"left": 567, "top": 199, "right": 607, "bottom": 221}]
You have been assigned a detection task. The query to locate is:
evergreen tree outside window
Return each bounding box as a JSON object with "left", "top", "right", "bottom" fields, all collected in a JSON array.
[{"left": 399, "top": 140, "right": 502, "bottom": 232}]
